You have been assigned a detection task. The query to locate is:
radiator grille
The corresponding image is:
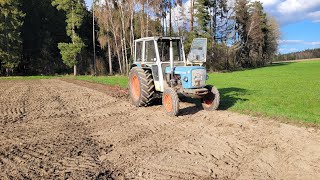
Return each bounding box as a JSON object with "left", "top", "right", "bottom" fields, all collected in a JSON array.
[{"left": 192, "top": 69, "right": 206, "bottom": 87}]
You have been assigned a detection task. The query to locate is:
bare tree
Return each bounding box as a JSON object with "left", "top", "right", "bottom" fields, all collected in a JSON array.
[
  {"left": 96, "top": 2, "right": 113, "bottom": 74},
  {"left": 190, "top": 0, "right": 195, "bottom": 32}
]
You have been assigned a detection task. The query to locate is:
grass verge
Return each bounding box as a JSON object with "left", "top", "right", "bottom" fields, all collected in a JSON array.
[{"left": 66, "top": 75, "right": 128, "bottom": 88}]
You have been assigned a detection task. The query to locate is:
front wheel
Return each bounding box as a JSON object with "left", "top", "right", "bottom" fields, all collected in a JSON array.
[
  {"left": 202, "top": 85, "right": 220, "bottom": 111},
  {"left": 162, "top": 88, "right": 179, "bottom": 116}
]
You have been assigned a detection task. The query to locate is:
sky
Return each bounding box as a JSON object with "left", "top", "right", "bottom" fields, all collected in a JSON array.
[
  {"left": 259, "top": 0, "right": 320, "bottom": 54},
  {"left": 85, "top": 0, "right": 320, "bottom": 54}
]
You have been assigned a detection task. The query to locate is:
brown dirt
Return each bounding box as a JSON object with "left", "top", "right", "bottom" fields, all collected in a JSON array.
[{"left": 0, "top": 79, "right": 319, "bottom": 179}]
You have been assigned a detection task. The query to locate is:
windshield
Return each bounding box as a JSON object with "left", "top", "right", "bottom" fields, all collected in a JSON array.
[
  {"left": 187, "top": 38, "right": 207, "bottom": 62},
  {"left": 157, "top": 39, "right": 183, "bottom": 62}
]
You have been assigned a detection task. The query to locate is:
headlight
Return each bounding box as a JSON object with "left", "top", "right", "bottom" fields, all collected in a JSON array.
[{"left": 183, "top": 76, "right": 188, "bottom": 82}]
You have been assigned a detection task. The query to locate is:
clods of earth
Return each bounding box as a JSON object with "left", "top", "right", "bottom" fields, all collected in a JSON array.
[{"left": 0, "top": 79, "right": 319, "bottom": 179}]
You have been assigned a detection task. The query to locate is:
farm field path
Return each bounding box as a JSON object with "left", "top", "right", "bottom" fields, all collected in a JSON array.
[{"left": 0, "top": 79, "right": 319, "bottom": 179}]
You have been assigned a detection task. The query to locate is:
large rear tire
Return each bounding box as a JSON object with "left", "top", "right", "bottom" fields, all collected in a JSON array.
[
  {"left": 202, "top": 85, "right": 220, "bottom": 111},
  {"left": 162, "top": 88, "right": 179, "bottom": 116},
  {"left": 129, "top": 67, "right": 155, "bottom": 107}
]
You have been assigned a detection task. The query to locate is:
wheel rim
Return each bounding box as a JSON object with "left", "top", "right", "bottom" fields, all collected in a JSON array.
[
  {"left": 131, "top": 74, "right": 140, "bottom": 100},
  {"left": 203, "top": 93, "right": 214, "bottom": 107},
  {"left": 164, "top": 94, "right": 173, "bottom": 112}
]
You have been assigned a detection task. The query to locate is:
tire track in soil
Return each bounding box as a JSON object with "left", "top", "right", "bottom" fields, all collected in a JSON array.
[
  {"left": 0, "top": 80, "right": 120, "bottom": 179},
  {"left": 95, "top": 111, "right": 245, "bottom": 179},
  {"left": 0, "top": 82, "right": 29, "bottom": 125},
  {"left": 64, "top": 79, "right": 320, "bottom": 180}
]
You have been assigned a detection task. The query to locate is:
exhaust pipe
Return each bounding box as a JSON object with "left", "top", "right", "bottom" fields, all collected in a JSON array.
[{"left": 170, "top": 38, "right": 174, "bottom": 87}]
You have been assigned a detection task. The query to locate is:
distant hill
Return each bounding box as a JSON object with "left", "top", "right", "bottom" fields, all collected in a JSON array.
[{"left": 275, "top": 48, "right": 320, "bottom": 62}]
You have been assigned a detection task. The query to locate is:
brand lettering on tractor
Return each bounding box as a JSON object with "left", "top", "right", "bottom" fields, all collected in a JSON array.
[{"left": 194, "top": 73, "right": 203, "bottom": 81}]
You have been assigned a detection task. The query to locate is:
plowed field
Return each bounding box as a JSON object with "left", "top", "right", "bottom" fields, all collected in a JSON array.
[{"left": 0, "top": 79, "right": 319, "bottom": 179}]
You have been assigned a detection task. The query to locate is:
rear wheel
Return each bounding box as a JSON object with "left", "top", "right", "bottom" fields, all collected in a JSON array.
[
  {"left": 129, "top": 67, "right": 155, "bottom": 107},
  {"left": 162, "top": 88, "right": 179, "bottom": 116},
  {"left": 202, "top": 85, "right": 220, "bottom": 111}
]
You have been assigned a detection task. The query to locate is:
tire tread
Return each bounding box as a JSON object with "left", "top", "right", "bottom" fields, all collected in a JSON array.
[
  {"left": 162, "top": 88, "right": 179, "bottom": 116},
  {"left": 129, "top": 67, "right": 155, "bottom": 107}
]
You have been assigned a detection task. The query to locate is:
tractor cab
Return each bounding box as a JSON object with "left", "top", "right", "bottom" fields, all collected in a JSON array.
[{"left": 130, "top": 37, "right": 220, "bottom": 116}]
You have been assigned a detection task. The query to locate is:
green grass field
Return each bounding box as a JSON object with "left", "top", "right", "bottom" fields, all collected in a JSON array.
[
  {"left": 1, "top": 60, "right": 319, "bottom": 124},
  {"left": 210, "top": 61, "right": 320, "bottom": 124}
]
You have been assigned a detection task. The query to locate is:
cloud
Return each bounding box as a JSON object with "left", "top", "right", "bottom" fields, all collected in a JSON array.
[
  {"left": 279, "top": 39, "right": 320, "bottom": 46},
  {"left": 262, "top": 0, "right": 320, "bottom": 24},
  {"left": 165, "top": 0, "right": 320, "bottom": 40},
  {"left": 307, "top": 11, "right": 320, "bottom": 23},
  {"left": 278, "top": 40, "right": 320, "bottom": 53},
  {"left": 278, "top": 40, "right": 304, "bottom": 44},
  {"left": 166, "top": 0, "right": 320, "bottom": 26},
  {"left": 259, "top": 0, "right": 280, "bottom": 6},
  {"left": 230, "top": 0, "right": 320, "bottom": 25},
  {"left": 277, "top": 0, "right": 320, "bottom": 14},
  {"left": 308, "top": 41, "right": 320, "bottom": 45}
]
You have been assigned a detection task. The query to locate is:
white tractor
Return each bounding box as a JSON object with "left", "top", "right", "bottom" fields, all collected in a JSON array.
[{"left": 129, "top": 37, "right": 220, "bottom": 116}]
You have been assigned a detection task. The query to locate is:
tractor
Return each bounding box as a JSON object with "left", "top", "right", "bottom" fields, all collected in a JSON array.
[{"left": 129, "top": 37, "right": 220, "bottom": 116}]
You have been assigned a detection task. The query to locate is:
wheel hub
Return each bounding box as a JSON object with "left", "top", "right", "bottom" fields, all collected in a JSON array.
[
  {"left": 131, "top": 75, "right": 140, "bottom": 100},
  {"left": 164, "top": 94, "right": 172, "bottom": 112}
]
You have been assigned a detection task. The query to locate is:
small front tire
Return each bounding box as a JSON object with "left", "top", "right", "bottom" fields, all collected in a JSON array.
[
  {"left": 162, "top": 88, "right": 179, "bottom": 116},
  {"left": 202, "top": 85, "right": 220, "bottom": 111}
]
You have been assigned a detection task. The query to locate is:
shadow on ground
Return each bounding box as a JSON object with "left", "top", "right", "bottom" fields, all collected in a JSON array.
[
  {"left": 270, "top": 62, "right": 295, "bottom": 66},
  {"left": 151, "top": 87, "right": 249, "bottom": 116},
  {"left": 218, "top": 87, "right": 249, "bottom": 110},
  {"left": 178, "top": 87, "right": 249, "bottom": 115},
  {"left": 179, "top": 97, "right": 203, "bottom": 116}
]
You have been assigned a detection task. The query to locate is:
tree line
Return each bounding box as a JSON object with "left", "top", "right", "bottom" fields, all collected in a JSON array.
[
  {"left": 0, "top": 0, "right": 279, "bottom": 76},
  {"left": 275, "top": 48, "right": 320, "bottom": 61}
]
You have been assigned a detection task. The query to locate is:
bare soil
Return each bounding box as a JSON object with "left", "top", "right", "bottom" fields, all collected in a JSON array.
[{"left": 0, "top": 79, "right": 319, "bottom": 179}]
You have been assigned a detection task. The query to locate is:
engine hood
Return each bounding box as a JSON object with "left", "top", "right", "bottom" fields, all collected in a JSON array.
[
  {"left": 165, "top": 66, "right": 206, "bottom": 75},
  {"left": 165, "top": 66, "right": 207, "bottom": 89}
]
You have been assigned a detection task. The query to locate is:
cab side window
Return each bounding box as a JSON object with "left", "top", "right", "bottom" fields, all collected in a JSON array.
[
  {"left": 135, "top": 41, "right": 143, "bottom": 62},
  {"left": 158, "top": 41, "right": 170, "bottom": 62}
]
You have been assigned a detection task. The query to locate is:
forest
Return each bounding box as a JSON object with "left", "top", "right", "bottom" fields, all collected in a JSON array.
[
  {"left": 275, "top": 48, "right": 320, "bottom": 61},
  {"left": 0, "top": 0, "right": 280, "bottom": 76}
]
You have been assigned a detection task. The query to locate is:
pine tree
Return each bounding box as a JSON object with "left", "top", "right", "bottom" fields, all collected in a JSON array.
[
  {"left": 246, "top": 1, "right": 266, "bottom": 66},
  {"left": 0, "top": 0, "right": 24, "bottom": 75},
  {"left": 52, "top": 0, "right": 86, "bottom": 76},
  {"left": 21, "top": 0, "right": 68, "bottom": 75},
  {"left": 234, "top": 0, "right": 250, "bottom": 67},
  {"left": 195, "top": 0, "right": 211, "bottom": 38}
]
